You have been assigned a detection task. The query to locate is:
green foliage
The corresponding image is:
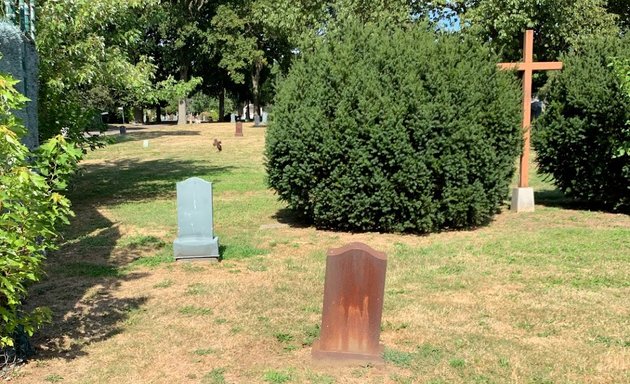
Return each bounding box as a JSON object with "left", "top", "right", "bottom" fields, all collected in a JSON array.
[
  {"left": 605, "top": 0, "right": 630, "bottom": 32},
  {"left": 611, "top": 56, "right": 630, "bottom": 157},
  {"left": 265, "top": 22, "right": 521, "bottom": 233},
  {"left": 0, "top": 72, "right": 82, "bottom": 348},
  {"left": 461, "top": 0, "right": 620, "bottom": 61},
  {"left": 37, "top": 0, "right": 159, "bottom": 142},
  {"left": 153, "top": 76, "right": 203, "bottom": 107},
  {"left": 534, "top": 35, "right": 630, "bottom": 211}
]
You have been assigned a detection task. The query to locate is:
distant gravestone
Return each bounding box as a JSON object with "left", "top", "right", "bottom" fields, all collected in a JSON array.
[
  {"left": 312, "top": 242, "right": 387, "bottom": 363},
  {"left": 254, "top": 114, "right": 261, "bottom": 127},
  {"left": 173, "top": 177, "right": 220, "bottom": 261},
  {"left": 143, "top": 140, "right": 149, "bottom": 148},
  {"left": 235, "top": 121, "right": 243, "bottom": 137},
  {"left": 261, "top": 112, "right": 268, "bottom": 125},
  {"left": 230, "top": 113, "right": 236, "bottom": 123}
]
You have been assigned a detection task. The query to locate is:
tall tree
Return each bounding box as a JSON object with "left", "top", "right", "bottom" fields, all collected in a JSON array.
[
  {"left": 460, "top": 0, "right": 619, "bottom": 61},
  {"left": 212, "top": 0, "right": 292, "bottom": 117},
  {"left": 37, "top": 0, "right": 159, "bottom": 141},
  {"left": 150, "top": 0, "right": 222, "bottom": 125}
]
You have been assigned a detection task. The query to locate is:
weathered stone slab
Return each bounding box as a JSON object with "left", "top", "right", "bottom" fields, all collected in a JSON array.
[
  {"left": 173, "top": 177, "right": 219, "bottom": 261},
  {"left": 312, "top": 242, "right": 387, "bottom": 363},
  {"left": 235, "top": 121, "right": 243, "bottom": 137}
]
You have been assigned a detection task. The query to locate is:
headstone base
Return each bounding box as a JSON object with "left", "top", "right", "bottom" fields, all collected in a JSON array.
[
  {"left": 511, "top": 187, "right": 535, "bottom": 213},
  {"left": 173, "top": 236, "right": 220, "bottom": 261},
  {"left": 311, "top": 341, "right": 384, "bottom": 365}
]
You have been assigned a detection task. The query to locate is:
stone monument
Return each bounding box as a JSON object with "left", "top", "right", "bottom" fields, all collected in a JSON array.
[
  {"left": 173, "top": 177, "right": 220, "bottom": 261},
  {"left": 312, "top": 242, "right": 387, "bottom": 363},
  {"left": 235, "top": 121, "right": 243, "bottom": 137}
]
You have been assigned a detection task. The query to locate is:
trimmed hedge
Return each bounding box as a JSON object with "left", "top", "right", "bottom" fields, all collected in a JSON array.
[
  {"left": 534, "top": 35, "right": 630, "bottom": 211},
  {"left": 265, "top": 22, "right": 522, "bottom": 233}
]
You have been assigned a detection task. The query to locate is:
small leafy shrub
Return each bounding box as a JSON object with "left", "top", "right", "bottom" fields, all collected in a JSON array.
[
  {"left": 535, "top": 35, "right": 630, "bottom": 211},
  {"left": 0, "top": 71, "right": 82, "bottom": 348},
  {"left": 266, "top": 22, "right": 521, "bottom": 232}
]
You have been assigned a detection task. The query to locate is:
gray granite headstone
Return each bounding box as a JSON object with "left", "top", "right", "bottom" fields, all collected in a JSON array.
[
  {"left": 230, "top": 113, "right": 236, "bottom": 123},
  {"left": 173, "top": 177, "right": 220, "bottom": 261},
  {"left": 254, "top": 114, "right": 261, "bottom": 127},
  {"left": 261, "top": 112, "right": 268, "bottom": 125}
]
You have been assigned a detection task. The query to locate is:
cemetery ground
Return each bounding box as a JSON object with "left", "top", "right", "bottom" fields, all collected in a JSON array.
[{"left": 17, "top": 123, "right": 629, "bottom": 384}]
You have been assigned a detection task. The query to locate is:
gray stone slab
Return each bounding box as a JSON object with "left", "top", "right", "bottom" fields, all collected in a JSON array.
[{"left": 173, "top": 177, "right": 220, "bottom": 260}]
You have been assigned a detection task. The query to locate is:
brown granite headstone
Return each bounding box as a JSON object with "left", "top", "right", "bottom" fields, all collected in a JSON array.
[
  {"left": 312, "top": 242, "right": 387, "bottom": 363},
  {"left": 235, "top": 121, "right": 243, "bottom": 137}
]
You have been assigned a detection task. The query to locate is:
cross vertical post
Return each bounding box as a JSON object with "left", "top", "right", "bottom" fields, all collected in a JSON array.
[
  {"left": 498, "top": 30, "right": 563, "bottom": 212},
  {"left": 520, "top": 30, "right": 534, "bottom": 188}
]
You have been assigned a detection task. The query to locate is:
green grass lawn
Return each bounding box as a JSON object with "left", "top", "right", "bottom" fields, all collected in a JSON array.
[{"left": 18, "top": 123, "right": 630, "bottom": 384}]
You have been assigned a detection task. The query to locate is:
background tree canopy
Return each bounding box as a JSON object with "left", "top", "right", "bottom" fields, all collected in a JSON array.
[{"left": 29, "top": 0, "right": 630, "bottom": 208}]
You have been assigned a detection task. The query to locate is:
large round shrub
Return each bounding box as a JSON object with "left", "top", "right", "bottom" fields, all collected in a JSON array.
[
  {"left": 534, "top": 35, "right": 630, "bottom": 212},
  {"left": 265, "top": 22, "right": 522, "bottom": 232}
]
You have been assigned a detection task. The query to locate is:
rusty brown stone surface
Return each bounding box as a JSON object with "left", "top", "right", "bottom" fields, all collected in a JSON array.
[
  {"left": 235, "top": 121, "right": 243, "bottom": 137},
  {"left": 312, "top": 242, "right": 387, "bottom": 364}
]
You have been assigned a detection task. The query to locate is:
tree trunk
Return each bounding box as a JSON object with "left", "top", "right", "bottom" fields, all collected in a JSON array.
[
  {"left": 178, "top": 65, "right": 189, "bottom": 126},
  {"left": 178, "top": 99, "right": 187, "bottom": 125},
  {"left": 156, "top": 104, "right": 162, "bottom": 123},
  {"left": 133, "top": 107, "right": 143, "bottom": 124},
  {"left": 219, "top": 88, "right": 225, "bottom": 121},
  {"left": 252, "top": 60, "right": 263, "bottom": 118}
]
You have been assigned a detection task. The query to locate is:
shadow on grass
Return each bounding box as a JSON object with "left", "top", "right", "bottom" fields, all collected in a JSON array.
[
  {"left": 272, "top": 208, "right": 312, "bottom": 229},
  {"left": 535, "top": 188, "right": 570, "bottom": 206},
  {"left": 25, "top": 204, "right": 152, "bottom": 362},
  {"left": 112, "top": 128, "right": 202, "bottom": 143},
  {"left": 70, "top": 158, "right": 234, "bottom": 205},
  {"left": 534, "top": 188, "right": 624, "bottom": 213}
]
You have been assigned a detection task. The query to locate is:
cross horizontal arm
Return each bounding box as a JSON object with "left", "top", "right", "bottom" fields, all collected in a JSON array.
[{"left": 498, "top": 62, "right": 564, "bottom": 71}]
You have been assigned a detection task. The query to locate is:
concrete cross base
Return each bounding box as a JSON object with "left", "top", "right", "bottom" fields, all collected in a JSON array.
[
  {"left": 173, "top": 236, "right": 220, "bottom": 261},
  {"left": 511, "top": 187, "right": 535, "bottom": 213}
]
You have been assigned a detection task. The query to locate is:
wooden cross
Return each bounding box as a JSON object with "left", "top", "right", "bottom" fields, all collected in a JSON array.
[{"left": 498, "top": 30, "right": 563, "bottom": 188}]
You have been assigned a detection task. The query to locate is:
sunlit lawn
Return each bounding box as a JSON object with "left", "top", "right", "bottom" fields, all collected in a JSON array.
[{"left": 18, "top": 123, "right": 630, "bottom": 384}]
